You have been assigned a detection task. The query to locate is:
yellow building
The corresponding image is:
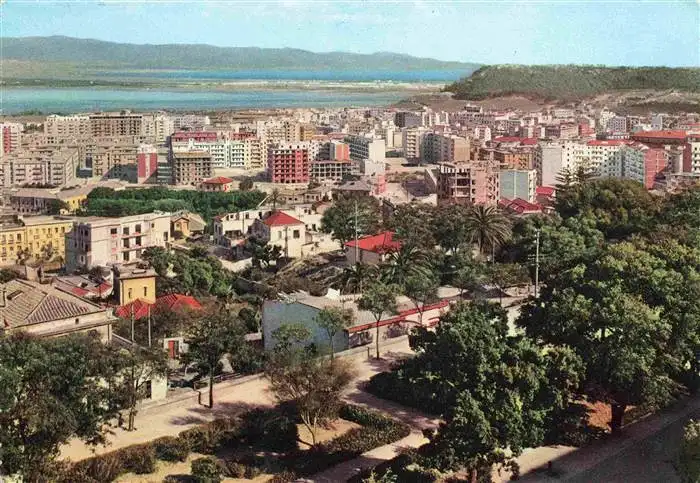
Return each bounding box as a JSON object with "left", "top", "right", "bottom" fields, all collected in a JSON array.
[
  {"left": 113, "top": 264, "right": 157, "bottom": 305},
  {"left": 0, "top": 216, "right": 74, "bottom": 266}
]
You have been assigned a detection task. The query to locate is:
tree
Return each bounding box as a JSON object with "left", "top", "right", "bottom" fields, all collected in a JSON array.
[
  {"left": 115, "top": 344, "right": 168, "bottom": 431},
  {"left": 465, "top": 205, "right": 512, "bottom": 257},
  {"left": 358, "top": 281, "right": 398, "bottom": 359},
  {"left": 403, "top": 274, "right": 439, "bottom": 324},
  {"left": 269, "top": 188, "right": 282, "bottom": 210},
  {"left": 518, "top": 242, "right": 687, "bottom": 433},
  {"left": 679, "top": 420, "right": 700, "bottom": 483},
  {"left": 0, "top": 268, "right": 18, "bottom": 283},
  {"left": 381, "top": 245, "right": 433, "bottom": 289},
  {"left": 370, "top": 302, "right": 583, "bottom": 481},
  {"left": 0, "top": 333, "right": 123, "bottom": 480},
  {"left": 182, "top": 306, "right": 247, "bottom": 408},
  {"left": 485, "top": 263, "right": 530, "bottom": 303},
  {"left": 46, "top": 199, "right": 69, "bottom": 215},
  {"left": 265, "top": 326, "right": 355, "bottom": 447},
  {"left": 321, "top": 196, "right": 381, "bottom": 246},
  {"left": 239, "top": 177, "right": 254, "bottom": 191},
  {"left": 338, "top": 262, "right": 379, "bottom": 294},
  {"left": 434, "top": 204, "right": 470, "bottom": 254},
  {"left": 387, "top": 203, "right": 438, "bottom": 250},
  {"left": 315, "top": 307, "right": 353, "bottom": 359}
]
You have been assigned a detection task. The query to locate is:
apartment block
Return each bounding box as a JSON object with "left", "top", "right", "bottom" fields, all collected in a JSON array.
[
  {"left": 1, "top": 122, "right": 24, "bottom": 154},
  {"left": 171, "top": 138, "right": 263, "bottom": 170},
  {"left": 422, "top": 133, "right": 470, "bottom": 163},
  {"left": 141, "top": 113, "right": 175, "bottom": 144},
  {"left": 44, "top": 115, "right": 91, "bottom": 138},
  {"left": 65, "top": 212, "right": 172, "bottom": 271},
  {"left": 394, "top": 112, "right": 422, "bottom": 128},
  {"left": 499, "top": 169, "right": 537, "bottom": 202},
  {"left": 618, "top": 144, "right": 668, "bottom": 189},
  {"left": 437, "top": 162, "right": 500, "bottom": 205},
  {"left": 345, "top": 135, "right": 386, "bottom": 163},
  {"left": 89, "top": 112, "right": 144, "bottom": 137},
  {"left": 0, "top": 148, "right": 79, "bottom": 188},
  {"left": 310, "top": 160, "right": 354, "bottom": 184},
  {"left": 0, "top": 215, "right": 74, "bottom": 267},
  {"left": 267, "top": 142, "right": 310, "bottom": 184},
  {"left": 684, "top": 134, "right": 700, "bottom": 174},
  {"left": 137, "top": 144, "right": 158, "bottom": 184},
  {"left": 171, "top": 151, "right": 213, "bottom": 186},
  {"left": 402, "top": 127, "right": 429, "bottom": 162}
]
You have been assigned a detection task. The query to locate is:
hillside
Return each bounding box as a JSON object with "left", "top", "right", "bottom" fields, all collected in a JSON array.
[
  {"left": 445, "top": 65, "right": 700, "bottom": 100},
  {"left": 1, "top": 36, "right": 479, "bottom": 73}
]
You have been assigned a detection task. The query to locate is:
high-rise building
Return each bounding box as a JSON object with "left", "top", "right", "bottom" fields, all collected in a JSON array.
[
  {"left": 401, "top": 128, "right": 428, "bottom": 162},
  {"left": 437, "top": 162, "right": 500, "bottom": 205},
  {"left": 1, "top": 122, "right": 23, "bottom": 154},
  {"left": 0, "top": 148, "right": 79, "bottom": 188},
  {"left": 89, "top": 112, "right": 144, "bottom": 137},
  {"left": 267, "top": 142, "right": 310, "bottom": 184},
  {"left": 394, "top": 112, "right": 422, "bottom": 128},
  {"left": 618, "top": 144, "right": 668, "bottom": 189},
  {"left": 422, "top": 133, "right": 470, "bottom": 163},
  {"left": 499, "top": 169, "right": 537, "bottom": 202},
  {"left": 137, "top": 144, "right": 158, "bottom": 184},
  {"left": 171, "top": 151, "right": 213, "bottom": 185},
  {"left": 44, "top": 115, "right": 91, "bottom": 139},
  {"left": 344, "top": 135, "right": 386, "bottom": 163}
]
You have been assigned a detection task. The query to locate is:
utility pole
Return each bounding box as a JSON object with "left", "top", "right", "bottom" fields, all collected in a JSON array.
[
  {"left": 147, "top": 304, "right": 152, "bottom": 348},
  {"left": 354, "top": 199, "right": 359, "bottom": 264},
  {"left": 534, "top": 229, "right": 541, "bottom": 298}
]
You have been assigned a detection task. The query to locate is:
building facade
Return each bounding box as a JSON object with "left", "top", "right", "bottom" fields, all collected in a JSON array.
[
  {"left": 499, "top": 169, "right": 537, "bottom": 202},
  {"left": 267, "top": 142, "right": 311, "bottom": 184},
  {"left": 437, "top": 162, "right": 500, "bottom": 205},
  {"left": 171, "top": 151, "right": 213, "bottom": 185},
  {"left": 65, "top": 212, "right": 172, "bottom": 271}
]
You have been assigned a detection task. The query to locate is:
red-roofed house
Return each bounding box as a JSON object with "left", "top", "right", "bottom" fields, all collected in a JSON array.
[
  {"left": 115, "top": 293, "right": 202, "bottom": 321},
  {"left": 201, "top": 176, "right": 234, "bottom": 192},
  {"left": 499, "top": 198, "right": 543, "bottom": 216},
  {"left": 345, "top": 231, "right": 402, "bottom": 265},
  {"left": 535, "top": 186, "right": 556, "bottom": 206},
  {"left": 631, "top": 130, "right": 688, "bottom": 146},
  {"left": 251, "top": 211, "right": 307, "bottom": 258}
]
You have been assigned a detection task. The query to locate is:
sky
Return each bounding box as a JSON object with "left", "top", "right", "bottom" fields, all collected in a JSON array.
[{"left": 2, "top": 0, "right": 699, "bottom": 67}]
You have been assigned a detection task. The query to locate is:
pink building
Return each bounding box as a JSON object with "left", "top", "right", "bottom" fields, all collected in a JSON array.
[
  {"left": 642, "top": 148, "right": 668, "bottom": 189},
  {"left": 437, "top": 162, "right": 499, "bottom": 206},
  {"left": 137, "top": 144, "right": 158, "bottom": 184},
  {"left": 268, "top": 143, "right": 310, "bottom": 184},
  {"left": 330, "top": 141, "right": 350, "bottom": 161}
]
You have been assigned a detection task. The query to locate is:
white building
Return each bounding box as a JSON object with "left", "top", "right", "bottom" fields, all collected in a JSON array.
[
  {"left": 66, "top": 212, "right": 172, "bottom": 271},
  {"left": 44, "top": 115, "right": 91, "bottom": 138},
  {"left": 344, "top": 135, "right": 386, "bottom": 164}
]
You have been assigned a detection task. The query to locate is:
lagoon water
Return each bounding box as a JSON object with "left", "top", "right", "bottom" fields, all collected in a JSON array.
[{"left": 0, "top": 69, "right": 465, "bottom": 114}]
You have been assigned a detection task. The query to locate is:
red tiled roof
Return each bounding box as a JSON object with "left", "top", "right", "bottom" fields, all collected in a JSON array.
[
  {"left": 499, "top": 198, "right": 543, "bottom": 214},
  {"left": 115, "top": 294, "right": 202, "bottom": 321},
  {"left": 345, "top": 231, "right": 402, "bottom": 254},
  {"left": 263, "top": 211, "right": 304, "bottom": 227},
  {"left": 157, "top": 293, "right": 202, "bottom": 312},
  {"left": 536, "top": 186, "right": 555, "bottom": 196},
  {"left": 203, "top": 176, "right": 234, "bottom": 185},
  {"left": 631, "top": 130, "right": 687, "bottom": 141}
]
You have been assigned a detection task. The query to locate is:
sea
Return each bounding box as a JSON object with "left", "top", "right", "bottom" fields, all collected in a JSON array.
[{"left": 0, "top": 69, "right": 466, "bottom": 115}]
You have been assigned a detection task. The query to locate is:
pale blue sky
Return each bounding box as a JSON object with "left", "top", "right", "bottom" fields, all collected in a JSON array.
[{"left": 2, "top": 1, "right": 699, "bottom": 66}]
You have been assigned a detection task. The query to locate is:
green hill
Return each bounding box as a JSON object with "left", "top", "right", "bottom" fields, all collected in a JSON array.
[
  {"left": 445, "top": 65, "right": 700, "bottom": 100},
  {"left": 1, "top": 36, "right": 479, "bottom": 73}
]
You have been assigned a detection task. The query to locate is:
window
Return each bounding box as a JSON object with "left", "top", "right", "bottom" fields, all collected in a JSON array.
[
  {"left": 128, "top": 288, "right": 133, "bottom": 299},
  {"left": 278, "top": 231, "right": 283, "bottom": 240},
  {"left": 123, "top": 252, "right": 130, "bottom": 262},
  {"left": 293, "top": 230, "right": 300, "bottom": 239},
  {"left": 110, "top": 228, "right": 117, "bottom": 235},
  {"left": 143, "top": 287, "right": 148, "bottom": 297},
  {"left": 136, "top": 236, "right": 142, "bottom": 246},
  {"left": 75, "top": 318, "right": 80, "bottom": 325},
  {"left": 123, "top": 239, "right": 130, "bottom": 248},
  {"left": 135, "top": 224, "right": 141, "bottom": 233},
  {"left": 123, "top": 227, "right": 129, "bottom": 235}
]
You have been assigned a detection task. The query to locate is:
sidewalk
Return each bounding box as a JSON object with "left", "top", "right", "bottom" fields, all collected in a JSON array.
[{"left": 61, "top": 337, "right": 414, "bottom": 461}]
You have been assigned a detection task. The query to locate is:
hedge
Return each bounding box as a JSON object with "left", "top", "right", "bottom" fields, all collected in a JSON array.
[{"left": 63, "top": 404, "right": 409, "bottom": 482}]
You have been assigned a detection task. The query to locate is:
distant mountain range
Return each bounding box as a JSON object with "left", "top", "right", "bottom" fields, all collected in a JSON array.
[{"left": 1, "top": 36, "right": 480, "bottom": 73}]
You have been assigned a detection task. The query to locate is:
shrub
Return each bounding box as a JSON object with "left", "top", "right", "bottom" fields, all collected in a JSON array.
[
  {"left": 120, "top": 444, "right": 157, "bottom": 474},
  {"left": 269, "top": 470, "right": 298, "bottom": 483},
  {"left": 75, "top": 452, "right": 124, "bottom": 482},
  {"left": 191, "top": 456, "right": 224, "bottom": 483},
  {"left": 223, "top": 460, "right": 248, "bottom": 478},
  {"left": 153, "top": 436, "right": 190, "bottom": 462},
  {"left": 239, "top": 407, "right": 298, "bottom": 451},
  {"left": 245, "top": 465, "right": 263, "bottom": 478},
  {"left": 178, "top": 418, "right": 234, "bottom": 455}
]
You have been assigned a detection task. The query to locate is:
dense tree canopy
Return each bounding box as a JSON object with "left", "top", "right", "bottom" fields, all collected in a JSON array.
[
  {"left": 82, "top": 187, "right": 266, "bottom": 223},
  {"left": 320, "top": 196, "right": 381, "bottom": 246}
]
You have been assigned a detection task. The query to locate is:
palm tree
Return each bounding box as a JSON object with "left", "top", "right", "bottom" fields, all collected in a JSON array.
[
  {"left": 465, "top": 205, "right": 512, "bottom": 257},
  {"left": 381, "top": 245, "right": 433, "bottom": 288},
  {"left": 338, "top": 263, "right": 377, "bottom": 294}
]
